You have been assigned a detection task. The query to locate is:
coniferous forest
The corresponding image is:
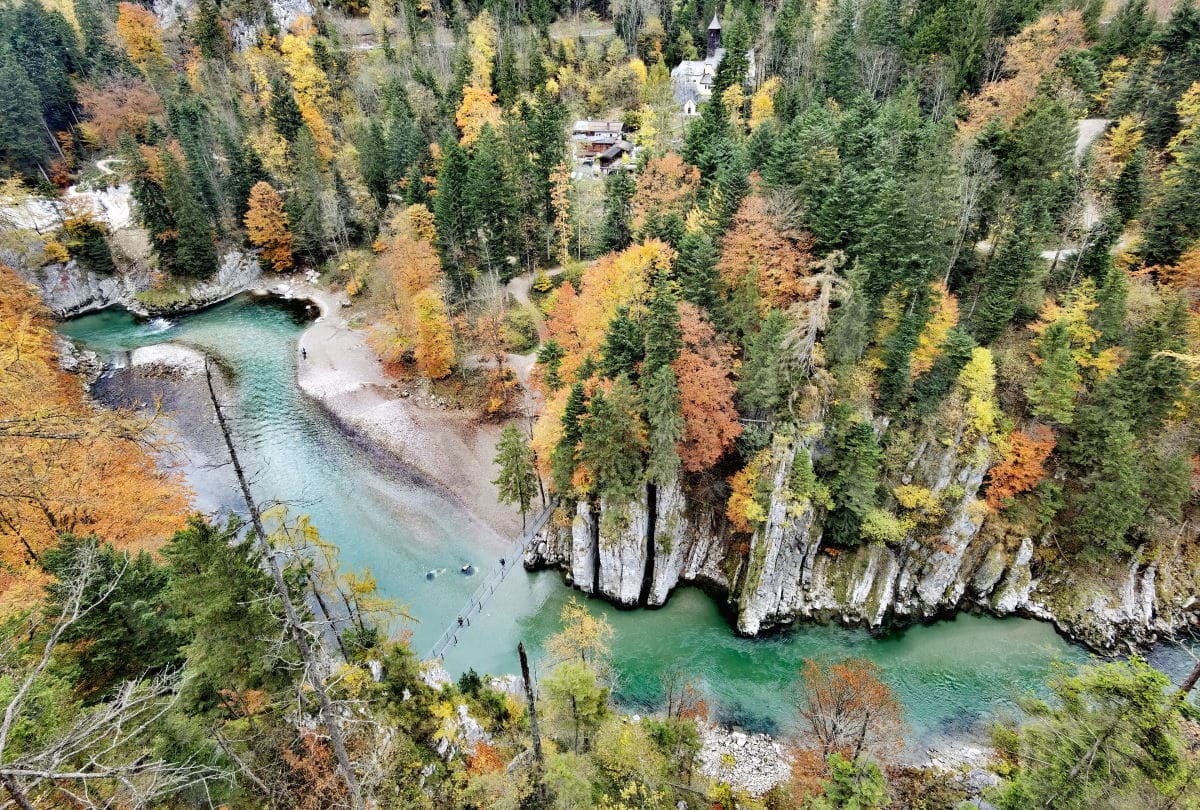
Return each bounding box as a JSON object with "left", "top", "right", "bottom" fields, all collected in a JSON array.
[{"left": 3, "top": 0, "right": 1200, "bottom": 806}]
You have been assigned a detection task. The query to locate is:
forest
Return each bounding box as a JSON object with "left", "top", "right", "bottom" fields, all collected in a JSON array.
[{"left": 3, "top": 0, "right": 1200, "bottom": 805}]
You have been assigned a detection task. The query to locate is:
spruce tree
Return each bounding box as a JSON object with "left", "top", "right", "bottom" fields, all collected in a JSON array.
[
  {"left": 269, "top": 77, "right": 304, "bottom": 143},
  {"left": 162, "top": 149, "right": 218, "bottom": 277},
  {"left": 579, "top": 378, "right": 646, "bottom": 502},
  {"left": 0, "top": 50, "right": 48, "bottom": 176},
  {"left": 465, "top": 125, "right": 518, "bottom": 279},
  {"left": 973, "top": 221, "right": 1038, "bottom": 343},
  {"left": 644, "top": 274, "right": 683, "bottom": 374},
  {"left": 739, "top": 309, "right": 788, "bottom": 415},
  {"left": 1139, "top": 140, "right": 1200, "bottom": 267},
  {"left": 537, "top": 340, "right": 566, "bottom": 391},
  {"left": 642, "top": 364, "right": 684, "bottom": 486},
  {"left": 493, "top": 424, "right": 539, "bottom": 526},
  {"left": 1112, "top": 146, "right": 1146, "bottom": 223},
  {"left": 222, "top": 132, "right": 267, "bottom": 221},
  {"left": 1027, "top": 320, "right": 1079, "bottom": 425},
  {"left": 599, "top": 306, "right": 645, "bottom": 379},
  {"left": 820, "top": 410, "right": 883, "bottom": 547},
  {"left": 676, "top": 230, "right": 719, "bottom": 312},
  {"left": 599, "top": 169, "right": 635, "bottom": 254},
  {"left": 552, "top": 383, "right": 588, "bottom": 495},
  {"left": 434, "top": 138, "right": 470, "bottom": 288},
  {"left": 912, "top": 328, "right": 976, "bottom": 414}
]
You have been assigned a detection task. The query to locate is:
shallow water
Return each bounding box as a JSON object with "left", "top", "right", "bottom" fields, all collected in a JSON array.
[{"left": 64, "top": 294, "right": 1183, "bottom": 747}]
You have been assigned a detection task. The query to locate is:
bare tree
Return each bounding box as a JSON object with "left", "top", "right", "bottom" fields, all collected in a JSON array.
[
  {"left": 0, "top": 546, "right": 229, "bottom": 808},
  {"left": 945, "top": 146, "right": 997, "bottom": 287}
]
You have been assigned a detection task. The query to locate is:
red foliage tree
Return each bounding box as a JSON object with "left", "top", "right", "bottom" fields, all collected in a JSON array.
[{"left": 672, "top": 303, "right": 741, "bottom": 471}]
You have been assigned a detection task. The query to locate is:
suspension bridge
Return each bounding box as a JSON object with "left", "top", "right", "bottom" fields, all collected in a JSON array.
[{"left": 426, "top": 502, "right": 556, "bottom": 661}]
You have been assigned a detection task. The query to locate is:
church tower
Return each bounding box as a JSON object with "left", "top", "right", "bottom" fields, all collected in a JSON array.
[{"left": 707, "top": 13, "right": 721, "bottom": 59}]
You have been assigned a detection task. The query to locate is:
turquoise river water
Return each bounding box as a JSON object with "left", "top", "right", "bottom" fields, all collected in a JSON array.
[{"left": 59, "top": 294, "right": 1193, "bottom": 747}]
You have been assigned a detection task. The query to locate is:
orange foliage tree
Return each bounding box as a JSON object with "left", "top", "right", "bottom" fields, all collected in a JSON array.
[
  {"left": 631, "top": 152, "right": 700, "bottom": 234},
  {"left": 957, "top": 11, "right": 1086, "bottom": 139},
  {"left": 0, "top": 266, "right": 189, "bottom": 609},
  {"left": 244, "top": 182, "right": 294, "bottom": 273},
  {"left": 985, "top": 425, "right": 1055, "bottom": 510},
  {"left": 456, "top": 85, "right": 502, "bottom": 147},
  {"left": 543, "top": 240, "right": 673, "bottom": 382},
  {"left": 716, "top": 194, "right": 815, "bottom": 313},
  {"left": 796, "top": 658, "right": 906, "bottom": 764},
  {"left": 1155, "top": 244, "right": 1200, "bottom": 311},
  {"left": 79, "top": 79, "right": 162, "bottom": 149},
  {"left": 673, "top": 303, "right": 741, "bottom": 471}
]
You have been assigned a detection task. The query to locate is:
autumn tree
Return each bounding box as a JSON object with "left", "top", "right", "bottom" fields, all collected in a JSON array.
[
  {"left": 672, "top": 303, "right": 741, "bottom": 472},
  {"left": 985, "top": 427, "right": 1055, "bottom": 510},
  {"left": 796, "top": 658, "right": 906, "bottom": 765},
  {"left": 114, "top": 2, "right": 166, "bottom": 76},
  {"left": 631, "top": 153, "right": 700, "bottom": 237},
  {"left": 412, "top": 288, "right": 455, "bottom": 379},
  {"left": 716, "top": 194, "right": 815, "bottom": 313},
  {"left": 79, "top": 79, "right": 161, "bottom": 149},
  {"left": 244, "top": 182, "right": 294, "bottom": 273}
]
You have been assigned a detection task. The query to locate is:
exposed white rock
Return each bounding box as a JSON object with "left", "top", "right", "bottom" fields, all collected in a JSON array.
[
  {"left": 697, "top": 723, "right": 790, "bottom": 797},
  {"left": 130, "top": 343, "right": 207, "bottom": 376},
  {"left": 597, "top": 495, "right": 650, "bottom": 605}
]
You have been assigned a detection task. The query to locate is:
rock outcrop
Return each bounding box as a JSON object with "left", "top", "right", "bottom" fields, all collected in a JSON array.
[
  {"left": 17, "top": 251, "right": 261, "bottom": 318},
  {"left": 526, "top": 421, "right": 1197, "bottom": 652}
]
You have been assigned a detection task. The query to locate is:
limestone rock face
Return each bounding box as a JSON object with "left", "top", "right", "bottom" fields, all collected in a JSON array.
[
  {"left": 17, "top": 251, "right": 261, "bottom": 318},
  {"left": 527, "top": 423, "right": 1189, "bottom": 651}
]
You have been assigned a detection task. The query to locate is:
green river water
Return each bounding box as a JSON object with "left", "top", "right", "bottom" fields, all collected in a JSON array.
[{"left": 60, "top": 293, "right": 1189, "bottom": 748}]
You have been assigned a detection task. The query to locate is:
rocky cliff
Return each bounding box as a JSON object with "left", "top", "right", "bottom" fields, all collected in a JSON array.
[
  {"left": 16, "top": 251, "right": 262, "bottom": 318},
  {"left": 527, "top": 421, "right": 1198, "bottom": 653}
]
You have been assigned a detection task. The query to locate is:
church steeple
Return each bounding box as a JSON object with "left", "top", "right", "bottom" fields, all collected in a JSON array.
[{"left": 706, "top": 13, "right": 721, "bottom": 59}]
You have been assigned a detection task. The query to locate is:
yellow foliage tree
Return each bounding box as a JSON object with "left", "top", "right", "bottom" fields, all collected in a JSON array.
[
  {"left": 1103, "top": 115, "right": 1144, "bottom": 165},
  {"left": 456, "top": 84, "right": 502, "bottom": 147},
  {"left": 910, "top": 283, "right": 959, "bottom": 377},
  {"left": 749, "top": 76, "right": 781, "bottom": 130},
  {"left": 281, "top": 17, "right": 336, "bottom": 160},
  {"left": 114, "top": 2, "right": 165, "bottom": 73},
  {"left": 244, "top": 182, "right": 295, "bottom": 273},
  {"left": 550, "top": 162, "right": 572, "bottom": 264},
  {"left": 413, "top": 288, "right": 455, "bottom": 379},
  {"left": 467, "top": 10, "right": 498, "bottom": 89},
  {"left": 0, "top": 265, "right": 189, "bottom": 609}
]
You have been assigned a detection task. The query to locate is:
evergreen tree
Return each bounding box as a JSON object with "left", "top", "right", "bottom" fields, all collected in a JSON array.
[
  {"left": 42, "top": 536, "right": 184, "bottom": 697},
  {"left": 579, "top": 378, "right": 646, "bottom": 502},
  {"left": 162, "top": 148, "right": 218, "bottom": 277},
  {"left": 0, "top": 49, "right": 48, "bottom": 176},
  {"left": 161, "top": 517, "right": 295, "bottom": 710},
  {"left": 537, "top": 339, "right": 566, "bottom": 391},
  {"left": 643, "top": 274, "right": 682, "bottom": 374},
  {"left": 912, "top": 328, "right": 977, "bottom": 414},
  {"left": 1111, "top": 146, "right": 1146, "bottom": 224},
  {"left": 738, "top": 309, "right": 788, "bottom": 415},
  {"left": 599, "top": 169, "right": 635, "bottom": 254},
  {"left": 1113, "top": 297, "right": 1188, "bottom": 431},
  {"left": 124, "top": 135, "right": 176, "bottom": 266},
  {"left": 1027, "top": 320, "right": 1078, "bottom": 425},
  {"left": 599, "top": 306, "right": 645, "bottom": 379},
  {"left": 465, "top": 125, "right": 518, "bottom": 279},
  {"left": 434, "top": 138, "right": 471, "bottom": 292},
  {"left": 973, "top": 221, "right": 1038, "bottom": 343},
  {"left": 493, "top": 424, "right": 539, "bottom": 526},
  {"left": 552, "top": 382, "right": 588, "bottom": 495},
  {"left": 675, "top": 230, "right": 719, "bottom": 311},
  {"left": 642, "top": 364, "right": 685, "bottom": 486},
  {"left": 1139, "top": 140, "right": 1200, "bottom": 267},
  {"left": 269, "top": 77, "right": 304, "bottom": 143},
  {"left": 820, "top": 410, "right": 883, "bottom": 546},
  {"left": 358, "top": 120, "right": 390, "bottom": 208},
  {"left": 222, "top": 132, "right": 268, "bottom": 221}
]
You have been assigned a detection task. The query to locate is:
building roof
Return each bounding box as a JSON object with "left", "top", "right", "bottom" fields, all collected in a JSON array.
[
  {"left": 599, "top": 140, "right": 634, "bottom": 161},
  {"left": 572, "top": 120, "right": 623, "bottom": 134},
  {"left": 708, "top": 13, "right": 721, "bottom": 30}
]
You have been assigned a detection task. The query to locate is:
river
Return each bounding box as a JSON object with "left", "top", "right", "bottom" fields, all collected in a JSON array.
[{"left": 61, "top": 293, "right": 1187, "bottom": 749}]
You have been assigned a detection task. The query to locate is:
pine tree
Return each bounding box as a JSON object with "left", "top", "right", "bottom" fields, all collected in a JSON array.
[
  {"left": 599, "top": 306, "right": 645, "bottom": 379},
  {"left": 1027, "top": 320, "right": 1079, "bottom": 425},
  {"left": 912, "top": 328, "right": 977, "bottom": 414},
  {"left": 551, "top": 382, "right": 588, "bottom": 495},
  {"left": 493, "top": 424, "right": 539, "bottom": 526},
  {"left": 599, "top": 169, "right": 636, "bottom": 254},
  {"left": 1111, "top": 146, "right": 1146, "bottom": 224},
  {"left": 739, "top": 309, "right": 788, "bottom": 415},
  {"left": 642, "top": 364, "right": 685, "bottom": 486},
  {"left": 222, "top": 133, "right": 268, "bottom": 221},
  {"left": 162, "top": 148, "right": 217, "bottom": 277},
  {"left": 1139, "top": 140, "right": 1200, "bottom": 267},
  {"left": 579, "top": 378, "right": 646, "bottom": 502}
]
